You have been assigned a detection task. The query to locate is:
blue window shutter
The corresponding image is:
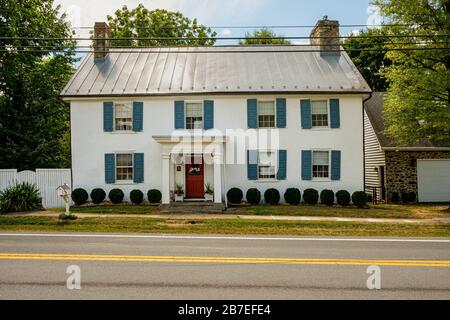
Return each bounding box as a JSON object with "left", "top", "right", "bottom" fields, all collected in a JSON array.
[
  {"left": 300, "top": 99, "right": 312, "bottom": 129},
  {"left": 331, "top": 150, "right": 341, "bottom": 181},
  {"left": 301, "top": 150, "right": 312, "bottom": 180},
  {"left": 247, "top": 150, "right": 258, "bottom": 180},
  {"left": 105, "top": 153, "right": 115, "bottom": 184},
  {"left": 132, "top": 102, "right": 143, "bottom": 132},
  {"left": 174, "top": 101, "right": 185, "bottom": 129},
  {"left": 133, "top": 153, "right": 144, "bottom": 183},
  {"left": 103, "top": 102, "right": 114, "bottom": 132},
  {"left": 247, "top": 99, "right": 258, "bottom": 129},
  {"left": 204, "top": 100, "right": 214, "bottom": 130},
  {"left": 330, "top": 99, "right": 340, "bottom": 128},
  {"left": 276, "top": 98, "right": 287, "bottom": 128},
  {"left": 277, "top": 150, "right": 287, "bottom": 180}
]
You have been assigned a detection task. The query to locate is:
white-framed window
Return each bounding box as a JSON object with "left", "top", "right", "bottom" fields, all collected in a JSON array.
[
  {"left": 116, "top": 153, "right": 133, "bottom": 181},
  {"left": 313, "top": 150, "right": 329, "bottom": 178},
  {"left": 311, "top": 100, "right": 329, "bottom": 127},
  {"left": 115, "top": 102, "right": 133, "bottom": 131},
  {"left": 258, "top": 101, "right": 275, "bottom": 128},
  {"left": 185, "top": 102, "right": 203, "bottom": 129},
  {"left": 258, "top": 151, "right": 276, "bottom": 179}
]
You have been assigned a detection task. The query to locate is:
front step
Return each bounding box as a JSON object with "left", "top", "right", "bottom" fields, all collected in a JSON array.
[{"left": 160, "top": 202, "right": 225, "bottom": 214}]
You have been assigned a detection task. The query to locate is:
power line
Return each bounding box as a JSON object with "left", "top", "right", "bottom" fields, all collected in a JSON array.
[
  {"left": 5, "top": 41, "right": 449, "bottom": 50},
  {"left": 1, "top": 34, "right": 449, "bottom": 41},
  {"left": 1, "top": 47, "right": 449, "bottom": 54},
  {"left": 0, "top": 23, "right": 428, "bottom": 30}
]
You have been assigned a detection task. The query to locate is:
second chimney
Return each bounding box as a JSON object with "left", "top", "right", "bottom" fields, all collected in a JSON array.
[
  {"left": 310, "top": 16, "right": 340, "bottom": 56},
  {"left": 94, "top": 22, "right": 110, "bottom": 61}
]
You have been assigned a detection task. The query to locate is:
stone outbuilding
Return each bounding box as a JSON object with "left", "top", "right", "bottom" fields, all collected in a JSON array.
[{"left": 364, "top": 93, "right": 450, "bottom": 203}]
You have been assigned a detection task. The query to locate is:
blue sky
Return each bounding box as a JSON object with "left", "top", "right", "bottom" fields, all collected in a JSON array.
[{"left": 55, "top": 0, "right": 379, "bottom": 43}]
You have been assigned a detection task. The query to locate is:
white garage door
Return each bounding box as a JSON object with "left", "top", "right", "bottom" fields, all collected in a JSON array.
[{"left": 417, "top": 160, "right": 450, "bottom": 202}]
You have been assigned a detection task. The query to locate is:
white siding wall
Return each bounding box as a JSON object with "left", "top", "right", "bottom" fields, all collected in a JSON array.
[
  {"left": 70, "top": 95, "right": 364, "bottom": 201},
  {"left": 363, "top": 110, "right": 385, "bottom": 191}
]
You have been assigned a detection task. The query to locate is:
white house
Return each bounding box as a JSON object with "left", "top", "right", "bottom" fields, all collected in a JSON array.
[{"left": 61, "top": 17, "right": 371, "bottom": 208}]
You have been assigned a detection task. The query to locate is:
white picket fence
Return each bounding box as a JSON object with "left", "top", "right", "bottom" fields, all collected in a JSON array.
[{"left": 0, "top": 169, "right": 72, "bottom": 208}]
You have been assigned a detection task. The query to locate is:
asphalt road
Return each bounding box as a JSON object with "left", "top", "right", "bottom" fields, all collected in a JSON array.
[{"left": 0, "top": 232, "right": 449, "bottom": 299}]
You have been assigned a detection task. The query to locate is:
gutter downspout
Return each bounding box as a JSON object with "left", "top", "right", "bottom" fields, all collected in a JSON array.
[{"left": 362, "top": 92, "right": 373, "bottom": 193}]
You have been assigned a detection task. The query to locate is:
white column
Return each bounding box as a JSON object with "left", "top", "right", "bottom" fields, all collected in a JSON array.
[
  {"left": 213, "top": 153, "right": 222, "bottom": 204},
  {"left": 162, "top": 153, "right": 171, "bottom": 204}
]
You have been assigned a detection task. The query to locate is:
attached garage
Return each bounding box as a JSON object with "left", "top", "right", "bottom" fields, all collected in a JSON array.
[{"left": 417, "top": 160, "right": 450, "bottom": 203}]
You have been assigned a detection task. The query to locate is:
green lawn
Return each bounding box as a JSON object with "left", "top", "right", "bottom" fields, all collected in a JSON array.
[
  {"left": 232, "top": 204, "right": 449, "bottom": 219},
  {"left": 0, "top": 216, "right": 449, "bottom": 237},
  {"left": 58, "top": 203, "right": 450, "bottom": 220},
  {"left": 57, "top": 204, "right": 158, "bottom": 214}
]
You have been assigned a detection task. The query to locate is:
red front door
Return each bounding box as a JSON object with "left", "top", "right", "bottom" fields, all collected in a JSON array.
[{"left": 185, "top": 155, "right": 204, "bottom": 198}]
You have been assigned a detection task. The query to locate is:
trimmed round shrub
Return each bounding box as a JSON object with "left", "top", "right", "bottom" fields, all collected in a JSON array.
[
  {"left": 336, "top": 190, "right": 351, "bottom": 206},
  {"left": 130, "top": 190, "right": 144, "bottom": 205},
  {"left": 320, "top": 189, "right": 335, "bottom": 206},
  {"left": 390, "top": 192, "right": 400, "bottom": 204},
  {"left": 147, "top": 189, "right": 162, "bottom": 204},
  {"left": 90, "top": 188, "right": 106, "bottom": 204},
  {"left": 401, "top": 191, "right": 410, "bottom": 203},
  {"left": 366, "top": 193, "right": 373, "bottom": 203},
  {"left": 303, "top": 188, "right": 319, "bottom": 205},
  {"left": 227, "top": 188, "right": 243, "bottom": 204},
  {"left": 71, "top": 188, "right": 88, "bottom": 206},
  {"left": 108, "top": 188, "right": 124, "bottom": 204},
  {"left": 352, "top": 191, "right": 367, "bottom": 208},
  {"left": 246, "top": 188, "right": 261, "bottom": 205},
  {"left": 264, "top": 188, "right": 280, "bottom": 205},
  {"left": 284, "top": 188, "right": 301, "bottom": 205},
  {"left": 409, "top": 191, "right": 417, "bottom": 203}
]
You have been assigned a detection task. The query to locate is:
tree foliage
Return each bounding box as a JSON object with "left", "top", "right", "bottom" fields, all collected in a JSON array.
[
  {"left": 344, "top": 28, "right": 392, "bottom": 92},
  {"left": 106, "top": 4, "right": 217, "bottom": 46},
  {"left": 0, "top": 0, "right": 76, "bottom": 170},
  {"left": 239, "top": 28, "right": 291, "bottom": 45},
  {"left": 373, "top": 0, "right": 450, "bottom": 145}
]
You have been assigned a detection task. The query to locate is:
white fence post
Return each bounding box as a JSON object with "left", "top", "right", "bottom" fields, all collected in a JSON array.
[{"left": 0, "top": 169, "right": 72, "bottom": 209}]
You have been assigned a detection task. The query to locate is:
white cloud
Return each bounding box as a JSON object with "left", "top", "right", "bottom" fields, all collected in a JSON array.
[
  {"left": 221, "top": 28, "right": 232, "bottom": 36},
  {"left": 366, "top": 4, "right": 382, "bottom": 27},
  {"left": 54, "top": 0, "right": 269, "bottom": 29}
]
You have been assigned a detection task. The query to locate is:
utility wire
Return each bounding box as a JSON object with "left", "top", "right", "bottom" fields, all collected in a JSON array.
[
  {"left": 1, "top": 47, "right": 449, "bottom": 54},
  {"left": 0, "top": 23, "right": 429, "bottom": 30},
  {"left": 1, "top": 34, "right": 449, "bottom": 41}
]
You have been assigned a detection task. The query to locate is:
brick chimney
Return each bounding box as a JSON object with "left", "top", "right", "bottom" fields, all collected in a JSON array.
[
  {"left": 310, "top": 16, "right": 340, "bottom": 56},
  {"left": 93, "top": 22, "right": 110, "bottom": 61}
]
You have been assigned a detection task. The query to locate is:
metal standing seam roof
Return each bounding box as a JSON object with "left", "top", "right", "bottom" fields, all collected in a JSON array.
[{"left": 61, "top": 45, "right": 371, "bottom": 97}]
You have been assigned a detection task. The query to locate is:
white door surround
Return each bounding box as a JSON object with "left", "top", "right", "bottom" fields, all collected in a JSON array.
[{"left": 153, "top": 135, "right": 226, "bottom": 205}]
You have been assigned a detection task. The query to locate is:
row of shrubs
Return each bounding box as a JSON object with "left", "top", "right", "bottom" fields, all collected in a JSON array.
[
  {"left": 71, "top": 188, "right": 162, "bottom": 206},
  {"left": 390, "top": 191, "right": 417, "bottom": 204},
  {"left": 227, "top": 188, "right": 369, "bottom": 208}
]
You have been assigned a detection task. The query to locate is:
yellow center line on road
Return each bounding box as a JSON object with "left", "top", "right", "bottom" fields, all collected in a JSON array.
[{"left": 0, "top": 253, "right": 449, "bottom": 267}]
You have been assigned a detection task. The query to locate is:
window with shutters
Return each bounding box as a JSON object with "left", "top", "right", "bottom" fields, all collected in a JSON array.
[
  {"left": 116, "top": 153, "right": 133, "bottom": 181},
  {"left": 114, "top": 103, "right": 132, "bottom": 131},
  {"left": 313, "top": 151, "right": 329, "bottom": 178},
  {"left": 258, "top": 101, "right": 275, "bottom": 128},
  {"left": 258, "top": 151, "right": 276, "bottom": 179},
  {"left": 185, "top": 103, "right": 203, "bottom": 129},
  {"left": 311, "top": 100, "right": 329, "bottom": 127}
]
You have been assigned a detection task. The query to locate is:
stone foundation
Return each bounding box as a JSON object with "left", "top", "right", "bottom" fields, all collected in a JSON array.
[{"left": 385, "top": 150, "right": 450, "bottom": 198}]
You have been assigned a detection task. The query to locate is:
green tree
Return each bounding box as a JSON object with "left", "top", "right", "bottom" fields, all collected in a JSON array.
[
  {"left": 344, "top": 28, "right": 392, "bottom": 92},
  {"left": 373, "top": 0, "right": 450, "bottom": 145},
  {"left": 0, "top": 0, "right": 76, "bottom": 170},
  {"left": 106, "top": 4, "right": 217, "bottom": 46},
  {"left": 239, "top": 28, "right": 291, "bottom": 45}
]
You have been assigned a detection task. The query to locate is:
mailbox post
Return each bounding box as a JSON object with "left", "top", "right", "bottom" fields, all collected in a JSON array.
[{"left": 56, "top": 183, "right": 71, "bottom": 216}]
